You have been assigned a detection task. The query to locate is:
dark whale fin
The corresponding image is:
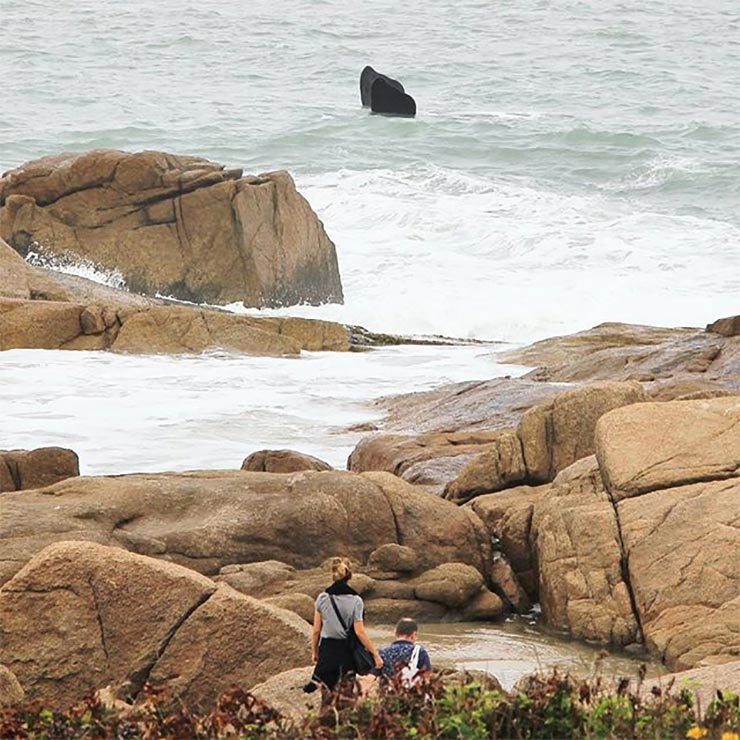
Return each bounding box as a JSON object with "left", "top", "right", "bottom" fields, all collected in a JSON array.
[
  {"left": 360, "top": 66, "right": 405, "bottom": 107},
  {"left": 370, "top": 77, "right": 416, "bottom": 117}
]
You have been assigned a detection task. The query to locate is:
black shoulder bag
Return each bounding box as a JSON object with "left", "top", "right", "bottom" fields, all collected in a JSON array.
[{"left": 328, "top": 594, "right": 375, "bottom": 676}]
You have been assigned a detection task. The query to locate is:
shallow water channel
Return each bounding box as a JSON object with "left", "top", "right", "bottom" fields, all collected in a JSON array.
[{"left": 369, "top": 619, "right": 665, "bottom": 691}]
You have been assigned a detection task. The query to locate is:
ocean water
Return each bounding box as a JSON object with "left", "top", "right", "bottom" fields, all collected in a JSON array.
[
  {"left": 2, "top": 0, "right": 739, "bottom": 341},
  {"left": 0, "top": 345, "right": 517, "bottom": 474}
]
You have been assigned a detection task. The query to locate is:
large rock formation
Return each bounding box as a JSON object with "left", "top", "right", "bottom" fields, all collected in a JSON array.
[
  {"left": 360, "top": 66, "right": 416, "bottom": 116},
  {"left": 0, "top": 447, "right": 79, "bottom": 492},
  {"left": 514, "top": 380, "right": 646, "bottom": 485},
  {"left": 0, "top": 542, "right": 310, "bottom": 708},
  {"left": 530, "top": 397, "right": 740, "bottom": 670},
  {"left": 0, "top": 469, "right": 491, "bottom": 586},
  {"left": 0, "top": 150, "right": 343, "bottom": 307}
]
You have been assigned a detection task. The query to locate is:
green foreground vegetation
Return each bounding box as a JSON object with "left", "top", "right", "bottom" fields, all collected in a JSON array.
[{"left": 1, "top": 670, "right": 738, "bottom": 739}]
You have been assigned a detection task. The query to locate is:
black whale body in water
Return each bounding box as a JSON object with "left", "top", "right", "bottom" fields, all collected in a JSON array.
[{"left": 360, "top": 65, "right": 416, "bottom": 117}]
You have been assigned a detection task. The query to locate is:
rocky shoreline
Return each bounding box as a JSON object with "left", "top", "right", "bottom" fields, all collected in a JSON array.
[{"left": 0, "top": 149, "right": 738, "bottom": 717}]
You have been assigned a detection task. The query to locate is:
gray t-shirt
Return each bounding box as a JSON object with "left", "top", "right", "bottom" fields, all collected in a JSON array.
[{"left": 315, "top": 592, "right": 364, "bottom": 639}]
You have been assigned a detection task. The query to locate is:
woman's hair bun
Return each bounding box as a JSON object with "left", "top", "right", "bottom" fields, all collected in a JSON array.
[{"left": 330, "top": 556, "right": 352, "bottom": 582}]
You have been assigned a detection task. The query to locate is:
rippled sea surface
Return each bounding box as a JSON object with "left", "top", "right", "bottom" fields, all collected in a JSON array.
[{"left": 2, "top": 0, "right": 739, "bottom": 340}]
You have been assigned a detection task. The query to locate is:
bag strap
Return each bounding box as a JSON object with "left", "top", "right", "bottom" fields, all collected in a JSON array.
[
  {"left": 409, "top": 644, "right": 421, "bottom": 672},
  {"left": 328, "top": 594, "right": 350, "bottom": 635}
]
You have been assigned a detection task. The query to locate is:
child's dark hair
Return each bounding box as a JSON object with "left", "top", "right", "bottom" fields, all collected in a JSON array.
[{"left": 395, "top": 617, "right": 418, "bottom": 636}]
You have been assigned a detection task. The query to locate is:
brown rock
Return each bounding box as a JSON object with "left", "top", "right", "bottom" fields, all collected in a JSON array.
[
  {"left": 532, "top": 457, "right": 639, "bottom": 646},
  {"left": 0, "top": 470, "right": 490, "bottom": 586},
  {"left": 444, "top": 430, "right": 527, "bottom": 503},
  {"left": 0, "top": 298, "right": 84, "bottom": 350},
  {"left": 240, "top": 316, "right": 351, "bottom": 352},
  {"left": 241, "top": 449, "right": 332, "bottom": 474},
  {"left": 0, "top": 541, "right": 216, "bottom": 707},
  {"left": 412, "top": 563, "right": 484, "bottom": 609},
  {"left": 499, "top": 322, "right": 698, "bottom": 372},
  {"left": 0, "top": 151, "right": 343, "bottom": 308},
  {"left": 0, "top": 236, "right": 69, "bottom": 301},
  {"left": 707, "top": 315, "right": 740, "bottom": 338},
  {"left": 348, "top": 429, "right": 507, "bottom": 490},
  {"left": 461, "top": 588, "right": 505, "bottom": 620},
  {"left": 250, "top": 666, "right": 319, "bottom": 722},
  {"left": 0, "top": 447, "right": 79, "bottom": 491},
  {"left": 111, "top": 305, "right": 300, "bottom": 355},
  {"left": 361, "top": 471, "right": 491, "bottom": 575},
  {"left": 517, "top": 381, "right": 646, "bottom": 483},
  {"left": 0, "top": 664, "right": 25, "bottom": 709},
  {"left": 0, "top": 296, "right": 357, "bottom": 356},
  {"left": 376, "top": 377, "right": 566, "bottom": 434},
  {"left": 366, "top": 580, "right": 417, "bottom": 600},
  {"left": 490, "top": 554, "right": 531, "bottom": 613},
  {"left": 217, "top": 561, "right": 295, "bottom": 596},
  {"left": 468, "top": 485, "right": 549, "bottom": 599},
  {"left": 362, "top": 598, "right": 447, "bottom": 623},
  {"left": 596, "top": 397, "right": 740, "bottom": 499},
  {"left": 263, "top": 593, "right": 316, "bottom": 623},
  {"left": 619, "top": 477, "right": 740, "bottom": 670},
  {"left": 368, "top": 544, "right": 420, "bottom": 573},
  {"left": 148, "top": 583, "right": 310, "bottom": 709}
]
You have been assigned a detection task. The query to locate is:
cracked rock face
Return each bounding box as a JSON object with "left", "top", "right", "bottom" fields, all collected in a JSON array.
[
  {"left": 619, "top": 477, "right": 740, "bottom": 670},
  {"left": 0, "top": 542, "right": 310, "bottom": 709},
  {"left": 532, "top": 397, "right": 740, "bottom": 669},
  {"left": 532, "top": 457, "right": 640, "bottom": 646},
  {"left": 0, "top": 150, "right": 343, "bottom": 308}
]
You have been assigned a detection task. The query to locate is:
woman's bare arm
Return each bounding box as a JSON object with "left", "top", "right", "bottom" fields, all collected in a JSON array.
[
  {"left": 311, "top": 611, "right": 322, "bottom": 663},
  {"left": 354, "top": 620, "right": 383, "bottom": 669}
]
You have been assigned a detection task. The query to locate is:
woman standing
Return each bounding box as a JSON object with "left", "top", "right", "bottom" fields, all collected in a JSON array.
[{"left": 305, "top": 557, "right": 383, "bottom": 696}]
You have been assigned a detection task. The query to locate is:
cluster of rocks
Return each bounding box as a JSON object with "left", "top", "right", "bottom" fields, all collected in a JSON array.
[
  {"left": 0, "top": 467, "right": 511, "bottom": 708},
  {"left": 1, "top": 363, "right": 736, "bottom": 712},
  {"left": 470, "top": 395, "right": 740, "bottom": 669},
  {"left": 350, "top": 321, "right": 740, "bottom": 497},
  {"left": 0, "top": 150, "right": 363, "bottom": 356},
  {"left": 0, "top": 542, "right": 310, "bottom": 709}
]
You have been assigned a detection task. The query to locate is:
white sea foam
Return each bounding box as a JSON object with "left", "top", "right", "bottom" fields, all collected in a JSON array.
[
  {"left": 0, "top": 345, "right": 522, "bottom": 476},
  {"left": 26, "top": 250, "right": 127, "bottom": 290},
  {"left": 236, "top": 166, "right": 740, "bottom": 343}
]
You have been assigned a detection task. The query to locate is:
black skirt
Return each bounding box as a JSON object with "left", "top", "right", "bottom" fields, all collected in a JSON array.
[{"left": 312, "top": 637, "right": 355, "bottom": 690}]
